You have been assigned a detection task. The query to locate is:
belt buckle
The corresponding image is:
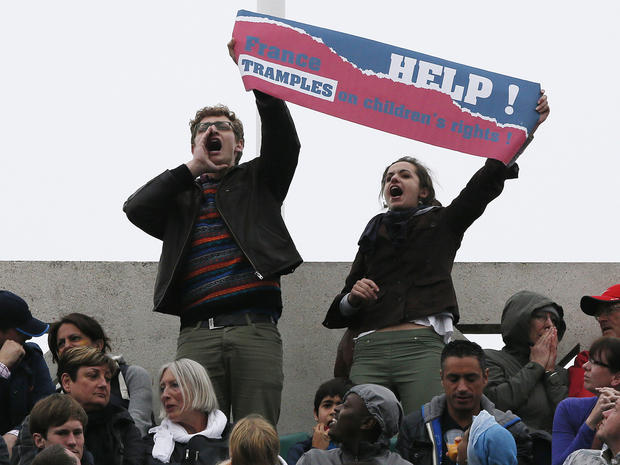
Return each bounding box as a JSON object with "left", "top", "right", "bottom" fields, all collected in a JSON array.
[{"left": 208, "top": 318, "right": 224, "bottom": 330}]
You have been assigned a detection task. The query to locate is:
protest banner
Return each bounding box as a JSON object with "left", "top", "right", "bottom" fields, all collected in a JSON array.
[{"left": 232, "top": 10, "right": 542, "bottom": 164}]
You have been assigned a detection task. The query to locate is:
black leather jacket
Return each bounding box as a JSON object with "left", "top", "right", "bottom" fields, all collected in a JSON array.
[{"left": 123, "top": 91, "right": 302, "bottom": 316}]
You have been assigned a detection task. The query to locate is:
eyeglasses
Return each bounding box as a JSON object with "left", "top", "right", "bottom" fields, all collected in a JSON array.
[
  {"left": 532, "top": 311, "right": 559, "bottom": 327},
  {"left": 589, "top": 357, "right": 611, "bottom": 369},
  {"left": 197, "top": 121, "right": 233, "bottom": 132}
]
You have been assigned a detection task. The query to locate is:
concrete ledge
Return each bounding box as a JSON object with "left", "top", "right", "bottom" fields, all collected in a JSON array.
[{"left": 1, "top": 261, "right": 617, "bottom": 433}]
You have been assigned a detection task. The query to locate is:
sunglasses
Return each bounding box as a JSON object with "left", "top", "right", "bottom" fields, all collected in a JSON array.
[{"left": 197, "top": 121, "right": 233, "bottom": 132}]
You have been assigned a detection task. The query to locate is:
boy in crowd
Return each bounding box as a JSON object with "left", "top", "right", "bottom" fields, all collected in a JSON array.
[
  {"left": 286, "top": 378, "right": 351, "bottom": 465},
  {"left": 12, "top": 347, "right": 143, "bottom": 465},
  {"left": 297, "top": 384, "right": 409, "bottom": 465},
  {"left": 11, "top": 394, "right": 93, "bottom": 465}
]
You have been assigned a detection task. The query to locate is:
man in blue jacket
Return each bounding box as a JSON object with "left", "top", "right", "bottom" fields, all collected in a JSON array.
[
  {"left": 0, "top": 291, "right": 54, "bottom": 451},
  {"left": 396, "top": 340, "right": 533, "bottom": 465}
]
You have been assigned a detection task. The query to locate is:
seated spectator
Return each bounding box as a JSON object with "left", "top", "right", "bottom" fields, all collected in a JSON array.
[
  {"left": 298, "top": 383, "right": 410, "bottom": 465},
  {"left": 397, "top": 340, "right": 532, "bottom": 465},
  {"left": 146, "top": 359, "right": 230, "bottom": 465},
  {"left": 1, "top": 291, "right": 55, "bottom": 451},
  {"left": 484, "top": 290, "right": 568, "bottom": 433},
  {"left": 11, "top": 393, "right": 94, "bottom": 465},
  {"left": 563, "top": 399, "right": 620, "bottom": 464},
  {"left": 455, "top": 410, "right": 517, "bottom": 465},
  {"left": 58, "top": 347, "right": 143, "bottom": 465},
  {"left": 285, "top": 377, "right": 351, "bottom": 465},
  {"left": 219, "top": 415, "right": 286, "bottom": 465},
  {"left": 569, "top": 284, "right": 620, "bottom": 397},
  {"left": 30, "top": 445, "right": 79, "bottom": 465},
  {"left": 48, "top": 313, "right": 153, "bottom": 435},
  {"left": 552, "top": 337, "right": 620, "bottom": 465}
]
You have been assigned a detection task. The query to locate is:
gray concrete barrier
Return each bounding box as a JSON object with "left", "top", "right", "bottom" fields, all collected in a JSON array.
[{"left": 1, "top": 261, "right": 617, "bottom": 434}]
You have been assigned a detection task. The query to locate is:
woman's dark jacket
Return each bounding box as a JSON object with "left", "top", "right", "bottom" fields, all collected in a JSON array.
[
  {"left": 145, "top": 423, "right": 231, "bottom": 465},
  {"left": 324, "top": 159, "right": 518, "bottom": 332},
  {"left": 85, "top": 404, "right": 144, "bottom": 465}
]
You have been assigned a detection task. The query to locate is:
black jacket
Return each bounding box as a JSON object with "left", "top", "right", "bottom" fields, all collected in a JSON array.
[
  {"left": 0, "top": 343, "right": 54, "bottom": 435},
  {"left": 396, "top": 394, "right": 533, "bottom": 465},
  {"left": 0, "top": 437, "right": 9, "bottom": 465},
  {"left": 145, "top": 423, "right": 231, "bottom": 465},
  {"left": 323, "top": 159, "right": 518, "bottom": 331},
  {"left": 85, "top": 404, "right": 143, "bottom": 465},
  {"left": 123, "top": 91, "right": 302, "bottom": 316}
]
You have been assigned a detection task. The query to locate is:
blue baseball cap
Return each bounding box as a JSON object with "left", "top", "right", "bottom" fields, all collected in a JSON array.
[{"left": 0, "top": 290, "right": 49, "bottom": 337}]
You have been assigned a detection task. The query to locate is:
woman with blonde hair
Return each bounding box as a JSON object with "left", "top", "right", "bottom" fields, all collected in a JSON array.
[
  {"left": 219, "top": 415, "right": 285, "bottom": 465},
  {"left": 147, "top": 359, "right": 231, "bottom": 465}
]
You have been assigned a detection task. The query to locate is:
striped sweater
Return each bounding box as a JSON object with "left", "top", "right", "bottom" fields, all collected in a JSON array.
[{"left": 178, "top": 176, "right": 281, "bottom": 321}]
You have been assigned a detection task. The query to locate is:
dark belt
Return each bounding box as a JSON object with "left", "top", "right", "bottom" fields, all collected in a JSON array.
[{"left": 185, "top": 313, "right": 276, "bottom": 330}]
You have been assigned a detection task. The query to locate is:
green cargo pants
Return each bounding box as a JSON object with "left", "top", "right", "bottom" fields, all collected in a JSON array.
[{"left": 176, "top": 321, "right": 283, "bottom": 426}]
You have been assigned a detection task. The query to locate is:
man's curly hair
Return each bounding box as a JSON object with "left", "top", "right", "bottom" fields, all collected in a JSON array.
[{"left": 189, "top": 104, "right": 244, "bottom": 164}]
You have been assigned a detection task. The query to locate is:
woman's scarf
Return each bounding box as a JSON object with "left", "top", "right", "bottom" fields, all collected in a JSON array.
[
  {"left": 358, "top": 206, "right": 436, "bottom": 252},
  {"left": 149, "top": 409, "right": 227, "bottom": 463}
]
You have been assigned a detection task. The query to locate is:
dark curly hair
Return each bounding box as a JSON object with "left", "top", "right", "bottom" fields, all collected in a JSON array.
[{"left": 189, "top": 104, "right": 244, "bottom": 165}]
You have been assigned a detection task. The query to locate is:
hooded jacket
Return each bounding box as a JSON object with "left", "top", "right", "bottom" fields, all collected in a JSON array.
[
  {"left": 467, "top": 410, "right": 517, "bottom": 465},
  {"left": 484, "top": 291, "right": 568, "bottom": 433},
  {"left": 396, "top": 394, "right": 532, "bottom": 465},
  {"left": 297, "top": 384, "right": 412, "bottom": 465}
]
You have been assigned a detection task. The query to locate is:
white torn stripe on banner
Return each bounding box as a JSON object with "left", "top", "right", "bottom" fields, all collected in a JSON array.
[
  {"left": 236, "top": 16, "right": 528, "bottom": 133},
  {"left": 238, "top": 54, "right": 338, "bottom": 102}
]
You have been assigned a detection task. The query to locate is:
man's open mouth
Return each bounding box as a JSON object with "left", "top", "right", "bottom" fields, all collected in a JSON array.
[
  {"left": 207, "top": 138, "right": 222, "bottom": 151},
  {"left": 390, "top": 185, "right": 403, "bottom": 197}
]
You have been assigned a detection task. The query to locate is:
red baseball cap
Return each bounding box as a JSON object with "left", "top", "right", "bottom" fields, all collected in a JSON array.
[{"left": 581, "top": 284, "right": 620, "bottom": 316}]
